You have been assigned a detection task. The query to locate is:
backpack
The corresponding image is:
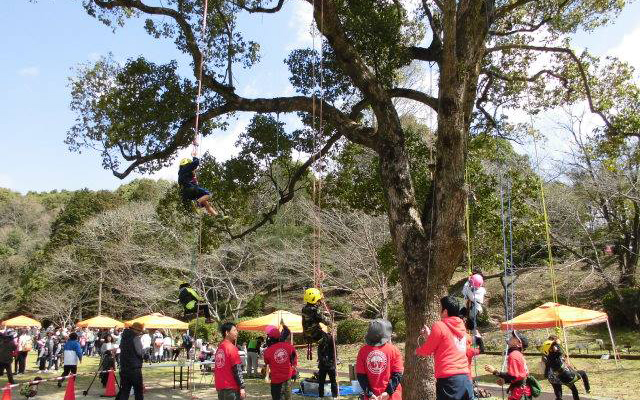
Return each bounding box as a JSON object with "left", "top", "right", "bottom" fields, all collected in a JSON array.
[{"left": 526, "top": 375, "right": 542, "bottom": 398}]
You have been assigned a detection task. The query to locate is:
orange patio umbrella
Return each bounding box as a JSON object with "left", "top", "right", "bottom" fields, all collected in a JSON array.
[
  {"left": 76, "top": 315, "right": 124, "bottom": 329},
  {"left": 1, "top": 315, "right": 41, "bottom": 328}
]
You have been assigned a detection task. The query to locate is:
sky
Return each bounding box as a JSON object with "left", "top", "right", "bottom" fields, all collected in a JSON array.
[{"left": 0, "top": 0, "right": 639, "bottom": 194}]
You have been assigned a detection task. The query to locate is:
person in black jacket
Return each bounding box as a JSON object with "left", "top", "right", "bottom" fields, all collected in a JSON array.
[
  {"left": 542, "top": 336, "right": 590, "bottom": 400},
  {"left": 317, "top": 333, "right": 338, "bottom": 399},
  {"left": 178, "top": 148, "right": 219, "bottom": 217},
  {"left": 117, "top": 323, "right": 146, "bottom": 400},
  {"left": 0, "top": 330, "right": 17, "bottom": 384}
]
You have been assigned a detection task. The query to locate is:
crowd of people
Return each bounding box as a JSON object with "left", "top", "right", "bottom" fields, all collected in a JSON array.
[{"left": 0, "top": 279, "right": 593, "bottom": 400}]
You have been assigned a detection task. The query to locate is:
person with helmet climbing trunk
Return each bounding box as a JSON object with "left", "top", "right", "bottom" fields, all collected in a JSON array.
[
  {"left": 485, "top": 331, "right": 533, "bottom": 400},
  {"left": 178, "top": 147, "right": 219, "bottom": 217},
  {"left": 178, "top": 283, "right": 213, "bottom": 323},
  {"left": 542, "top": 336, "right": 590, "bottom": 400}
]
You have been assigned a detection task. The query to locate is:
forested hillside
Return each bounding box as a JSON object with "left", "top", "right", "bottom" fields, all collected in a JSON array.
[{"left": 2, "top": 117, "right": 638, "bottom": 329}]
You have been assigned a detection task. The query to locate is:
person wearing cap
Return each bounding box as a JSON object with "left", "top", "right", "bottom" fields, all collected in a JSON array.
[
  {"left": 117, "top": 322, "right": 146, "bottom": 400},
  {"left": 263, "top": 324, "right": 297, "bottom": 400},
  {"left": 214, "top": 322, "right": 246, "bottom": 400},
  {"left": 484, "top": 331, "right": 531, "bottom": 400},
  {"left": 178, "top": 147, "right": 219, "bottom": 217},
  {"left": 542, "top": 335, "right": 590, "bottom": 400},
  {"left": 415, "top": 296, "right": 473, "bottom": 400},
  {"left": 356, "top": 319, "right": 403, "bottom": 400},
  {"left": 0, "top": 330, "right": 17, "bottom": 384}
]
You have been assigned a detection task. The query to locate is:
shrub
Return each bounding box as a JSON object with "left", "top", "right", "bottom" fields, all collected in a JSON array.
[
  {"left": 392, "top": 319, "right": 406, "bottom": 342},
  {"left": 188, "top": 318, "right": 219, "bottom": 343},
  {"left": 603, "top": 288, "right": 640, "bottom": 326},
  {"left": 326, "top": 299, "right": 352, "bottom": 320},
  {"left": 336, "top": 319, "right": 369, "bottom": 344}
]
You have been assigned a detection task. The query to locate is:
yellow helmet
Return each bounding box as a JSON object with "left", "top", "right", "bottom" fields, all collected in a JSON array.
[
  {"left": 304, "top": 288, "right": 323, "bottom": 304},
  {"left": 180, "top": 158, "right": 192, "bottom": 166},
  {"left": 541, "top": 340, "right": 554, "bottom": 355}
]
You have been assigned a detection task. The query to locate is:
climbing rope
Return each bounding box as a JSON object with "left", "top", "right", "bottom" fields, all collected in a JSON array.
[{"left": 191, "top": 0, "right": 210, "bottom": 157}]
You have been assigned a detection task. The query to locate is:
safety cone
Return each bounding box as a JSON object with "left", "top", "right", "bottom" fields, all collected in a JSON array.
[
  {"left": 2, "top": 384, "right": 11, "bottom": 400},
  {"left": 63, "top": 376, "right": 76, "bottom": 400},
  {"left": 103, "top": 370, "right": 117, "bottom": 397}
]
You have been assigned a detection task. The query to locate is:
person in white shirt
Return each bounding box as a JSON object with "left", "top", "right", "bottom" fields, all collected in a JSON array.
[
  {"left": 140, "top": 332, "right": 151, "bottom": 363},
  {"left": 152, "top": 330, "right": 164, "bottom": 362},
  {"left": 162, "top": 335, "right": 173, "bottom": 361},
  {"left": 462, "top": 271, "right": 487, "bottom": 352}
]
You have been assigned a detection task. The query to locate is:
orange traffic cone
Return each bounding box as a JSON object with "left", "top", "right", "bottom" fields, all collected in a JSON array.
[
  {"left": 63, "top": 375, "right": 76, "bottom": 400},
  {"left": 104, "top": 370, "right": 117, "bottom": 397},
  {"left": 2, "top": 384, "right": 11, "bottom": 400}
]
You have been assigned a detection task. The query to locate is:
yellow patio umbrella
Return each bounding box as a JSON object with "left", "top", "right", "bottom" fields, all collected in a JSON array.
[
  {"left": 1, "top": 315, "right": 41, "bottom": 328},
  {"left": 237, "top": 310, "right": 327, "bottom": 333},
  {"left": 125, "top": 313, "right": 188, "bottom": 330},
  {"left": 76, "top": 315, "right": 124, "bottom": 329}
]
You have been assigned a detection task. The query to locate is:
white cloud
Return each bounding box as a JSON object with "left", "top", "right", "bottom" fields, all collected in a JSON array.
[
  {"left": 18, "top": 66, "right": 39, "bottom": 77},
  {"left": 608, "top": 24, "right": 640, "bottom": 77},
  {"left": 285, "top": 1, "right": 314, "bottom": 51}
]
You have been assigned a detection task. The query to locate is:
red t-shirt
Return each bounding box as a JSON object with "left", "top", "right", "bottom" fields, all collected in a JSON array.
[
  {"left": 415, "top": 317, "right": 469, "bottom": 379},
  {"left": 214, "top": 340, "right": 242, "bottom": 390},
  {"left": 355, "top": 343, "right": 404, "bottom": 400},
  {"left": 507, "top": 349, "right": 529, "bottom": 381},
  {"left": 263, "top": 342, "right": 297, "bottom": 384}
]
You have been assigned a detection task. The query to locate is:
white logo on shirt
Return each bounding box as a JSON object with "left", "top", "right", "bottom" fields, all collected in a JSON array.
[
  {"left": 453, "top": 336, "right": 467, "bottom": 353},
  {"left": 274, "top": 348, "right": 288, "bottom": 364},
  {"left": 215, "top": 349, "right": 226, "bottom": 368},
  {"left": 366, "top": 350, "right": 388, "bottom": 375}
]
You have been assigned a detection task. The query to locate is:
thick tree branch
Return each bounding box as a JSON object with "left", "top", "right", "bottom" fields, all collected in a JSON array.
[
  {"left": 224, "top": 131, "right": 344, "bottom": 239},
  {"left": 484, "top": 44, "right": 615, "bottom": 131},
  {"left": 350, "top": 87, "right": 439, "bottom": 119},
  {"left": 408, "top": 44, "right": 442, "bottom": 63},
  {"left": 232, "top": 0, "right": 285, "bottom": 13},
  {"left": 94, "top": 0, "right": 236, "bottom": 98}
]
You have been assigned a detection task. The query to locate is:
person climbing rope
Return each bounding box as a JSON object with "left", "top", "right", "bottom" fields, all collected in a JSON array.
[
  {"left": 263, "top": 324, "right": 298, "bottom": 400},
  {"left": 178, "top": 147, "right": 219, "bottom": 217},
  {"left": 462, "top": 270, "right": 486, "bottom": 352},
  {"left": 178, "top": 282, "right": 213, "bottom": 323},
  {"left": 542, "top": 336, "right": 590, "bottom": 400},
  {"left": 301, "top": 288, "right": 331, "bottom": 344},
  {"left": 484, "top": 331, "right": 532, "bottom": 400}
]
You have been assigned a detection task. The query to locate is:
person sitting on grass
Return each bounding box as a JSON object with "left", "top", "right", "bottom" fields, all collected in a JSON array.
[
  {"left": 542, "top": 335, "right": 590, "bottom": 400},
  {"left": 484, "top": 331, "right": 531, "bottom": 400},
  {"left": 178, "top": 147, "right": 219, "bottom": 217}
]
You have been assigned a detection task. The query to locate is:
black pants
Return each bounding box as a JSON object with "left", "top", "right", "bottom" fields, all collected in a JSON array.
[
  {"left": 435, "top": 374, "right": 474, "bottom": 400},
  {"left": 39, "top": 356, "right": 47, "bottom": 371},
  {"left": 0, "top": 362, "right": 14, "bottom": 384},
  {"left": 318, "top": 368, "right": 338, "bottom": 398},
  {"left": 100, "top": 356, "right": 116, "bottom": 387},
  {"left": 172, "top": 348, "right": 181, "bottom": 361},
  {"left": 16, "top": 351, "right": 28, "bottom": 374},
  {"left": 117, "top": 369, "right": 144, "bottom": 400},
  {"left": 58, "top": 365, "right": 78, "bottom": 387},
  {"left": 552, "top": 370, "right": 590, "bottom": 400}
]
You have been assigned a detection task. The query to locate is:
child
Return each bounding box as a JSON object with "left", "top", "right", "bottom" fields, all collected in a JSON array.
[
  {"left": 542, "top": 336, "right": 590, "bottom": 400},
  {"left": 263, "top": 325, "right": 298, "bottom": 400},
  {"left": 58, "top": 333, "right": 83, "bottom": 387},
  {"left": 485, "top": 332, "right": 531, "bottom": 400},
  {"left": 301, "top": 288, "right": 331, "bottom": 344},
  {"left": 178, "top": 148, "right": 219, "bottom": 217},
  {"left": 462, "top": 271, "right": 486, "bottom": 352}
]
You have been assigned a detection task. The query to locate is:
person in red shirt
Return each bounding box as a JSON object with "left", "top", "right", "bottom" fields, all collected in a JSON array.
[
  {"left": 214, "top": 322, "right": 246, "bottom": 400},
  {"left": 484, "top": 331, "right": 531, "bottom": 400},
  {"left": 263, "top": 324, "right": 298, "bottom": 400},
  {"left": 355, "top": 319, "right": 403, "bottom": 400},
  {"left": 415, "top": 296, "right": 473, "bottom": 400}
]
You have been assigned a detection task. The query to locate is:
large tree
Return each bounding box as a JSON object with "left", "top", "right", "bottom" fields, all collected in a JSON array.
[{"left": 69, "top": 0, "right": 630, "bottom": 396}]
